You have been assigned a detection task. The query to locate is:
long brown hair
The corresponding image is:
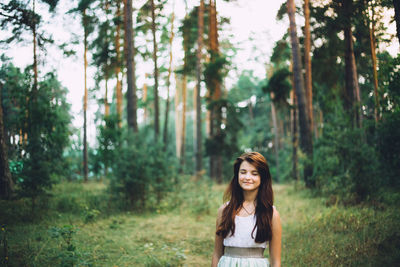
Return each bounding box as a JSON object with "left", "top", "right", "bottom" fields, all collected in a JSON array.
[{"left": 216, "top": 152, "right": 274, "bottom": 243}]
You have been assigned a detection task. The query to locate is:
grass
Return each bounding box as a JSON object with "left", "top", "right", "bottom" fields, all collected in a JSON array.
[{"left": 1, "top": 180, "right": 399, "bottom": 266}]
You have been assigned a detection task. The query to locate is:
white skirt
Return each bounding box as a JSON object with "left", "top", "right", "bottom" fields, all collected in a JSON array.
[{"left": 217, "top": 255, "right": 270, "bottom": 267}]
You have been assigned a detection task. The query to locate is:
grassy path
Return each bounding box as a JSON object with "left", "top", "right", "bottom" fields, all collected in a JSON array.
[{"left": 2, "top": 182, "right": 399, "bottom": 266}]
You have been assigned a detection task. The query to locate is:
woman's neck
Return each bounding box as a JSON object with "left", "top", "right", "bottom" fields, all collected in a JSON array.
[{"left": 242, "top": 189, "right": 258, "bottom": 204}]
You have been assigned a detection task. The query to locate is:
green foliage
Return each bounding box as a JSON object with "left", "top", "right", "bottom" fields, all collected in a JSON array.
[
  {"left": 49, "top": 225, "right": 92, "bottom": 267},
  {"left": 1, "top": 180, "right": 399, "bottom": 266},
  {"left": 19, "top": 72, "right": 71, "bottom": 201},
  {"left": 376, "top": 110, "right": 400, "bottom": 187},
  {"left": 204, "top": 52, "right": 229, "bottom": 94},
  {"left": 82, "top": 206, "right": 100, "bottom": 223},
  {"left": 264, "top": 68, "right": 291, "bottom": 106},
  {"left": 270, "top": 38, "right": 291, "bottom": 68},
  {"left": 9, "top": 160, "right": 23, "bottom": 180},
  {"left": 313, "top": 114, "right": 380, "bottom": 202},
  {"left": 110, "top": 129, "right": 177, "bottom": 210},
  {"left": 94, "top": 114, "right": 123, "bottom": 177},
  {"left": 1, "top": 60, "right": 71, "bottom": 203}
]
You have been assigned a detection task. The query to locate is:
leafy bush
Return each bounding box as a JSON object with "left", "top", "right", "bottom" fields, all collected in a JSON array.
[
  {"left": 109, "top": 129, "right": 177, "bottom": 210},
  {"left": 313, "top": 118, "right": 380, "bottom": 202},
  {"left": 49, "top": 225, "right": 92, "bottom": 266},
  {"left": 376, "top": 110, "right": 400, "bottom": 188}
]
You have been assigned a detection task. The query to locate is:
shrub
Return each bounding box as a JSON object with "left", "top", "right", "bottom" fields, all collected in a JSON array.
[
  {"left": 109, "top": 129, "right": 177, "bottom": 210},
  {"left": 313, "top": 118, "right": 380, "bottom": 202},
  {"left": 376, "top": 110, "right": 400, "bottom": 188}
]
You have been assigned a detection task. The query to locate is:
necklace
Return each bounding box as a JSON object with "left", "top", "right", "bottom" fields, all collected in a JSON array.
[{"left": 242, "top": 204, "right": 255, "bottom": 215}]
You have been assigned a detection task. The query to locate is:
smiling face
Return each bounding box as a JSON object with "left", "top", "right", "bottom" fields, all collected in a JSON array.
[{"left": 238, "top": 160, "right": 261, "bottom": 192}]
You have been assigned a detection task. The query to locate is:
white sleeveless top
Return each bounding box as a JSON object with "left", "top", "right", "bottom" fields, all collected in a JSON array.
[{"left": 223, "top": 214, "right": 268, "bottom": 248}]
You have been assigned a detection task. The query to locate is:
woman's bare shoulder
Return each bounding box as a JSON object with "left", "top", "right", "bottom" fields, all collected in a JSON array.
[{"left": 272, "top": 205, "right": 281, "bottom": 222}]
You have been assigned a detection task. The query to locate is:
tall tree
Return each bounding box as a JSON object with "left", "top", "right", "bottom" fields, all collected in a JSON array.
[
  {"left": 290, "top": 88, "right": 299, "bottom": 181},
  {"left": 341, "top": 0, "right": 362, "bottom": 128},
  {"left": 163, "top": 6, "right": 175, "bottom": 149},
  {"left": 32, "top": 0, "right": 38, "bottom": 93},
  {"left": 83, "top": 8, "right": 89, "bottom": 182},
  {"left": 287, "top": 0, "right": 313, "bottom": 186},
  {"left": 115, "top": 0, "right": 123, "bottom": 125},
  {"left": 195, "top": 0, "right": 204, "bottom": 176},
  {"left": 304, "top": 0, "right": 313, "bottom": 131},
  {"left": 179, "top": 4, "right": 189, "bottom": 172},
  {"left": 207, "top": 0, "right": 223, "bottom": 182},
  {"left": 0, "top": 83, "right": 13, "bottom": 199},
  {"left": 179, "top": 74, "right": 187, "bottom": 171},
  {"left": 151, "top": 0, "right": 160, "bottom": 138},
  {"left": 70, "top": 0, "right": 96, "bottom": 182},
  {"left": 394, "top": 0, "right": 400, "bottom": 44},
  {"left": 367, "top": 1, "right": 379, "bottom": 122},
  {"left": 175, "top": 72, "right": 182, "bottom": 158},
  {"left": 1, "top": 0, "right": 59, "bottom": 153},
  {"left": 125, "top": 0, "right": 138, "bottom": 131},
  {"left": 270, "top": 91, "right": 280, "bottom": 179}
]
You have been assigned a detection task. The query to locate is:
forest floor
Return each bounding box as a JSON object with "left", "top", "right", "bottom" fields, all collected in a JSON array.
[{"left": 1, "top": 180, "right": 399, "bottom": 266}]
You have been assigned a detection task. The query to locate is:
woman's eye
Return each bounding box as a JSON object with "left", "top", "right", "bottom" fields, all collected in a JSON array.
[{"left": 252, "top": 172, "right": 258, "bottom": 175}]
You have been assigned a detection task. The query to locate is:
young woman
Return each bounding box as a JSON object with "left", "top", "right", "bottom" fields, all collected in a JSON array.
[{"left": 211, "top": 152, "right": 282, "bottom": 267}]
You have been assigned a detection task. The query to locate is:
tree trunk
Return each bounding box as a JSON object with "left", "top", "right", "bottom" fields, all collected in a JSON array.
[
  {"left": 394, "top": 0, "right": 400, "bottom": 45},
  {"left": 105, "top": 77, "right": 109, "bottom": 116},
  {"left": 290, "top": 89, "right": 299, "bottom": 181},
  {"left": 195, "top": 0, "right": 204, "bottom": 177},
  {"left": 208, "top": 0, "right": 222, "bottom": 182},
  {"left": 143, "top": 73, "right": 148, "bottom": 124},
  {"left": 287, "top": 0, "right": 313, "bottom": 187},
  {"left": 175, "top": 73, "right": 182, "bottom": 158},
  {"left": 32, "top": 0, "right": 38, "bottom": 94},
  {"left": 163, "top": 9, "right": 175, "bottom": 150},
  {"left": 83, "top": 9, "right": 89, "bottom": 182},
  {"left": 304, "top": 0, "right": 313, "bottom": 132},
  {"left": 368, "top": 4, "right": 379, "bottom": 122},
  {"left": 151, "top": 0, "right": 159, "bottom": 139},
  {"left": 270, "top": 92, "right": 280, "bottom": 181},
  {"left": 343, "top": 0, "right": 362, "bottom": 128},
  {"left": 125, "top": 0, "right": 138, "bottom": 131},
  {"left": 179, "top": 75, "right": 187, "bottom": 172},
  {"left": 115, "top": 0, "right": 123, "bottom": 126},
  {"left": 0, "top": 83, "right": 13, "bottom": 199}
]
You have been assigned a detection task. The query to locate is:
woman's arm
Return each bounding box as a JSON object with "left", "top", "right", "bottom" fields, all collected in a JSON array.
[
  {"left": 269, "top": 206, "right": 282, "bottom": 267},
  {"left": 211, "top": 205, "right": 225, "bottom": 267}
]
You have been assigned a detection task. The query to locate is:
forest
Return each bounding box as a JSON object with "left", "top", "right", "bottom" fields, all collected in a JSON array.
[{"left": 0, "top": 0, "right": 399, "bottom": 266}]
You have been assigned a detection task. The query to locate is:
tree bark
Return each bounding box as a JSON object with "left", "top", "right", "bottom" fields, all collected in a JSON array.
[
  {"left": 174, "top": 73, "right": 182, "bottom": 158},
  {"left": 163, "top": 9, "right": 175, "bottom": 150},
  {"left": 270, "top": 92, "right": 280, "bottom": 181},
  {"left": 83, "top": 9, "right": 89, "bottom": 182},
  {"left": 0, "top": 83, "right": 13, "bottom": 199},
  {"left": 125, "top": 0, "right": 138, "bottom": 131},
  {"left": 105, "top": 77, "right": 109, "bottom": 116},
  {"left": 151, "top": 0, "right": 159, "bottom": 139},
  {"left": 208, "top": 0, "right": 222, "bottom": 182},
  {"left": 304, "top": 0, "right": 313, "bottom": 132},
  {"left": 115, "top": 0, "right": 123, "bottom": 126},
  {"left": 343, "top": 0, "right": 362, "bottom": 128},
  {"left": 287, "top": 0, "right": 313, "bottom": 186},
  {"left": 368, "top": 3, "right": 379, "bottom": 122},
  {"left": 195, "top": 0, "right": 204, "bottom": 177},
  {"left": 394, "top": 0, "right": 400, "bottom": 45},
  {"left": 290, "top": 89, "right": 299, "bottom": 181},
  {"left": 179, "top": 75, "right": 187, "bottom": 172},
  {"left": 32, "top": 0, "right": 38, "bottom": 94},
  {"left": 143, "top": 73, "right": 148, "bottom": 124}
]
